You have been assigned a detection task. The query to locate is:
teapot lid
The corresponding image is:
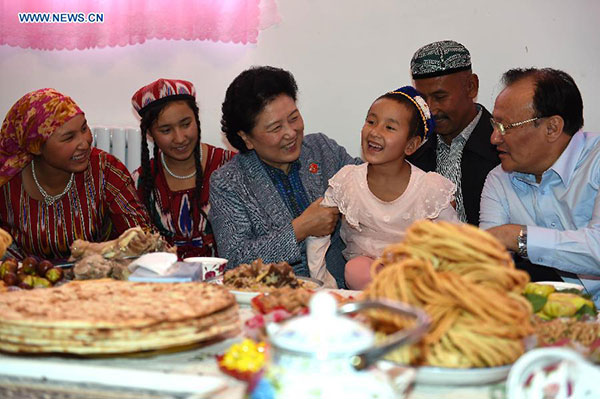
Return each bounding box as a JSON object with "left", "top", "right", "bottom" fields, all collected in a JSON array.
[{"left": 267, "top": 292, "right": 374, "bottom": 356}]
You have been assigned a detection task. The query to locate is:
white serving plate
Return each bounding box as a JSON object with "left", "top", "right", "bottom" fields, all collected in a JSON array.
[
  {"left": 414, "top": 364, "right": 512, "bottom": 385},
  {"left": 0, "top": 357, "right": 226, "bottom": 397},
  {"left": 536, "top": 281, "right": 584, "bottom": 291}
]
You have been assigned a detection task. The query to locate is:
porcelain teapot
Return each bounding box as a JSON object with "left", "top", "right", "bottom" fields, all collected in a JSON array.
[{"left": 265, "top": 291, "right": 430, "bottom": 399}]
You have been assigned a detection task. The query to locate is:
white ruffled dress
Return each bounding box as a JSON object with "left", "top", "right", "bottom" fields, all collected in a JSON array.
[{"left": 322, "top": 163, "right": 458, "bottom": 260}]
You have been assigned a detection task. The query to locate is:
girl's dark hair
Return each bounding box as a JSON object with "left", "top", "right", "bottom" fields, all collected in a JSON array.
[
  {"left": 221, "top": 66, "right": 298, "bottom": 152},
  {"left": 376, "top": 93, "right": 425, "bottom": 139},
  {"left": 139, "top": 98, "right": 205, "bottom": 237}
]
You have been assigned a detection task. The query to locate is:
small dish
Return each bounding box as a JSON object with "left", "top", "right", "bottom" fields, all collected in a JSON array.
[
  {"left": 206, "top": 275, "right": 323, "bottom": 304},
  {"left": 183, "top": 257, "right": 228, "bottom": 280},
  {"left": 183, "top": 257, "right": 228, "bottom": 267}
]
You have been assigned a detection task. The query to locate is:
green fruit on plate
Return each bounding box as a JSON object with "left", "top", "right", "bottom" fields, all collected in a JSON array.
[
  {"left": 36, "top": 260, "right": 54, "bottom": 277},
  {"left": 45, "top": 267, "right": 64, "bottom": 283},
  {"left": 22, "top": 256, "right": 38, "bottom": 275},
  {"left": 2, "top": 271, "right": 18, "bottom": 286},
  {"left": 32, "top": 276, "right": 52, "bottom": 288},
  {"left": 21, "top": 275, "right": 35, "bottom": 286},
  {"left": 541, "top": 297, "right": 578, "bottom": 318},
  {"left": 524, "top": 282, "right": 555, "bottom": 297}
]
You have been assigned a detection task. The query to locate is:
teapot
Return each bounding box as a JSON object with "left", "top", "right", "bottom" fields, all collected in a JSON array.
[{"left": 265, "top": 291, "right": 430, "bottom": 399}]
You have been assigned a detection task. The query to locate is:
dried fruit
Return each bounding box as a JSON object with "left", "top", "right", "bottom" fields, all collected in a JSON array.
[
  {"left": 16, "top": 271, "right": 28, "bottom": 283},
  {"left": 0, "top": 259, "right": 18, "bottom": 278},
  {"left": 0, "top": 263, "right": 8, "bottom": 279},
  {"left": 37, "top": 260, "right": 54, "bottom": 277},
  {"left": 32, "top": 276, "right": 52, "bottom": 288},
  {"left": 22, "top": 256, "right": 38, "bottom": 275},
  {"left": 45, "top": 267, "right": 64, "bottom": 284},
  {"left": 21, "top": 275, "right": 35, "bottom": 287},
  {"left": 3, "top": 271, "right": 18, "bottom": 286}
]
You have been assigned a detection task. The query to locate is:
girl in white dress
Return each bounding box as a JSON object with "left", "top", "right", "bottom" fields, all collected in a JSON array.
[{"left": 314, "top": 86, "right": 459, "bottom": 289}]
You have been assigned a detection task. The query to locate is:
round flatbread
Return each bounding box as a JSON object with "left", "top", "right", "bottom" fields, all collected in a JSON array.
[{"left": 0, "top": 279, "right": 240, "bottom": 355}]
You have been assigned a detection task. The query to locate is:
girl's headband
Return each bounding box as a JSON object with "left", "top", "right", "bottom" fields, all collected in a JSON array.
[{"left": 388, "top": 86, "right": 434, "bottom": 139}]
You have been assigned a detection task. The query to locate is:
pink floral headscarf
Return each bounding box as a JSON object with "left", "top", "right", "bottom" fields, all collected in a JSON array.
[{"left": 0, "top": 88, "right": 83, "bottom": 187}]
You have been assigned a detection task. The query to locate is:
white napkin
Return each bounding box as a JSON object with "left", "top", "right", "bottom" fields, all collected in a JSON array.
[
  {"left": 306, "top": 235, "right": 338, "bottom": 289},
  {"left": 127, "top": 252, "right": 178, "bottom": 275}
]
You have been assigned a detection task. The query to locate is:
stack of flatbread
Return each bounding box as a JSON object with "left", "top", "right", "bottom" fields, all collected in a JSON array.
[{"left": 0, "top": 279, "right": 239, "bottom": 354}]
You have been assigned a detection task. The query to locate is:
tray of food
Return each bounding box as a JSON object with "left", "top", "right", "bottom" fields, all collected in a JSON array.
[{"left": 207, "top": 259, "right": 323, "bottom": 304}]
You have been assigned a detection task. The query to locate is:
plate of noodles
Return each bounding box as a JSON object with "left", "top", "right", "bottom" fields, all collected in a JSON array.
[{"left": 363, "top": 221, "right": 533, "bottom": 386}]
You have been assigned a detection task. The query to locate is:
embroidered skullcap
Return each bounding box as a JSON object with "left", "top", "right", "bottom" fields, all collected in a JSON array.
[
  {"left": 411, "top": 40, "right": 472, "bottom": 79},
  {"left": 131, "top": 78, "right": 196, "bottom": 116},
  {"left": 388, "top": 86, "right": 435, "bottom": 140},
  {"left": 0, "top": 88, "right": 83, "bottom": 187}
]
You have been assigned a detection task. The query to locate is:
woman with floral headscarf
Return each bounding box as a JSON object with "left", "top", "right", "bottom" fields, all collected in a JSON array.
[{"left": 0, "top": 88, "right": 151, "bottom": 261}]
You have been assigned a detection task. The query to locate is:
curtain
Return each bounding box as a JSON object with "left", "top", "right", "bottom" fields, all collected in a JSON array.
[{"left": 0, "top": 0, "right": 280, "bottom": 50}]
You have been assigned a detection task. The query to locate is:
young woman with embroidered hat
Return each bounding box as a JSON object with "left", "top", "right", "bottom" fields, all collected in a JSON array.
[
  {"left": 131, "top": 78, "right": 235, "bottom": 259},
  {"left": 0, "top": 88, "right": 151, "bottom": 261}
]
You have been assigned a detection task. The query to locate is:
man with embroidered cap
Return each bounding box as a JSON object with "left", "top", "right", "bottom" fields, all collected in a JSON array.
[
  {"left": 408, "top": 40, "right": 499, "bottom": 226},
  {"left": 480, "top": 67, "right": 600, "bottom": 305}
]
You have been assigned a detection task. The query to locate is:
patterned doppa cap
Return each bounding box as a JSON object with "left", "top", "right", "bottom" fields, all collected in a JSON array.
[
  {"left": 131, "top": 78, "right": 196, "bottom": 116},
  {"left": 411, "top": 40, "right": 471, "bottom": 80}
]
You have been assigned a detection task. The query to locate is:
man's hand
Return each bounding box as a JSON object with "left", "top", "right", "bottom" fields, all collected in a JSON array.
[
  {"left": 486, "top": 224, "right": 523, "bottom": 252},
  {"left": 292, "top": 198, "right": 340, "bottom": 241}
]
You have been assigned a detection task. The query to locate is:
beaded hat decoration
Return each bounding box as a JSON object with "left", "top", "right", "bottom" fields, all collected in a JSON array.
[
  {"left": 131, "top": 78, "right": 196, "bottom": 116},
  {"left": 411, "top": 40, "right": 471, "bottom": 80},
  {"left": 0, "top": 88, "right": 83, "bottom": 187},
  {"left": 388, "top": 86, "right": 435, "bottom": 140}
]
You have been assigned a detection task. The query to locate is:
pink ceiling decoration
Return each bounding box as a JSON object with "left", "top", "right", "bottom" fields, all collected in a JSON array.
[{"left": 0, "top": 0, "right": 280, "bottom": 50}]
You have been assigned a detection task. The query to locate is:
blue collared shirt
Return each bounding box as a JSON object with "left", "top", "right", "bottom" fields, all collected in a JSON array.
[
  {"left": 262, "top": 160, "right": 311, "bottom": 219},
  {"left": 480, "top": 131, "right": 600, "bottom": 304}
]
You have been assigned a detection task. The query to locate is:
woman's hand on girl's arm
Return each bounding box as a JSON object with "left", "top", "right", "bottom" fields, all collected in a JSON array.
[{"left": 292, "top": 198, "right": 339, "bottom": 242}]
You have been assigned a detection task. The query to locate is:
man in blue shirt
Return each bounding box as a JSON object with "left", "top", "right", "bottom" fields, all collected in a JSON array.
[{"left": 480, "top": 67, "right": 600, "bottom": 304}]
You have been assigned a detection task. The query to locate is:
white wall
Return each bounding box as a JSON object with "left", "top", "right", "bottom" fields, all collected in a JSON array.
[{"left": 1, "top": 0, "right": 599, "bottom": 158}]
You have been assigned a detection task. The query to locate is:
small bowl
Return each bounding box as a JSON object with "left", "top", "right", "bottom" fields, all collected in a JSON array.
[
  {"left": 183, "top": 257, "right": 227, "bottom": 267},
  {"left": 183, "top": 257, "right": 228, "bottom": 281}
]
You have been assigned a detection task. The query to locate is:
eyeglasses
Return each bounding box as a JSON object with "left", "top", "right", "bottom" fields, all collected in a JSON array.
[{"left": 490, "top": 117, "right": 541, "bottom": 136}]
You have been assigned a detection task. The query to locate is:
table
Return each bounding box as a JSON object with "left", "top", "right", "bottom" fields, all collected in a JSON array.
[{"left": 0, "top": 305, "right": 508, "bottom": 399}]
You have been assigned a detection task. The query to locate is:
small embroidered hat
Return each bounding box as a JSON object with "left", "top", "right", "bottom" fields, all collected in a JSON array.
[
  {"left": 131, "top": 78, "right": 196, "bottom": 116},
  {"left": 411, "top": 40, "right": 471, "bottom": 80},
  {"left": 388, "top": 86, "right": 435, "bottom": 139}
]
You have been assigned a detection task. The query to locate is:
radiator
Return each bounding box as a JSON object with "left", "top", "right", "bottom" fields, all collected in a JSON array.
[{"left": 92, "top": 127, "right": 154, "bottom": 173}]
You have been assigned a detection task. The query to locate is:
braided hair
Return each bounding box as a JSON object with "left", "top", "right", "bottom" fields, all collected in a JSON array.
[{"left": 138, "top": 98, "right": 206, "bottom": 238}]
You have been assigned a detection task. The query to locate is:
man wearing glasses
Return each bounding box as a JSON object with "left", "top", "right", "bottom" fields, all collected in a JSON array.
[
  {"left": 480, "top": 68, "right": 600, "bottom": 304},
  {"left": 408, "top": 40, "right": 500, "bottom": 225}
]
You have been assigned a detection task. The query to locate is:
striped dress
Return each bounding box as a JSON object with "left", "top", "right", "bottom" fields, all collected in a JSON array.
[
  {"left": 0, "top": 148, "right": 151, "bottom": 261},
  {"left": 132, "top": 144, "right": 235, "bottom": 259}
]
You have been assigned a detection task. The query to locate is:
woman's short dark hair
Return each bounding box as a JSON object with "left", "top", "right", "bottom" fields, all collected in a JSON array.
[
  {"left": 221, "top": 66, "right": 298, "bottom": 152},
  {"left": 502, "top": 68, "right": 584, "bottom": 136},
  {"left": 376, "top": 93, "right": 424, "bottom": 139}
]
